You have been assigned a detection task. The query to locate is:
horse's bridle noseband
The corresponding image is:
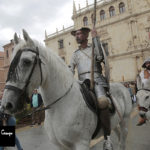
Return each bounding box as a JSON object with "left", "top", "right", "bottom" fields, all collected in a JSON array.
[
  {"left": 137, "top": 89, "right": 150, "bottom": 112},
  {"left": 5, "top": 47, "right": 43, "bottom": 103},
  {"left": 4, "top": 47, "right": 74, "bottom": 111}
]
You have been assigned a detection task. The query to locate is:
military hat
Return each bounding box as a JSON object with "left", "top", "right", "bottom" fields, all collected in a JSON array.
[
  {"left": 142, "top": 57, "right": 150, "bottom": 68},
  {"left": 71, "top": 27, "right": 91, "bottom": 36}
]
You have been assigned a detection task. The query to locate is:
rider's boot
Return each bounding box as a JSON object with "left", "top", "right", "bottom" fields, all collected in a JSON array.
[
  {"left": 103, "top": 136, "right": 113, "bottom": 150},
  {"left": 98, "top": 96, "right": 113, "bottom": 150}
]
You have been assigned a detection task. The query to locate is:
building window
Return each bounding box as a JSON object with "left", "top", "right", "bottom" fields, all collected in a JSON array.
[
  {"left": 109, "top": 6, "right": 115, "bottom": 17},
  {"left": 83, "top": 16, "right": 88, "bottom": 26},
  {"left": 6, "top": 50, "right": 9, "bottom": 58},
  {"left": 58, "top": 40, "right": 64, "bottom": 49},
  {"left": 91, "top": 14, "right": 94, "bottom": 24},
  {"left": 100, "top": 10, "right": 106, "bottom": 21},
  {"left": 119, "top": 2, "right": 125, "bottom": 14},
  {"left": 61, "top": 56, "right": 65, "bottom": 61}
]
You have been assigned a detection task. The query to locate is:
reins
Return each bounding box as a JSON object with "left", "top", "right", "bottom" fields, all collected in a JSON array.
[
  {"left": 22, "top": 82, "right": 74, "bottom": 119},
  {"left": 137, "top": 88, "right": 150, "bottom": 112},
  {"left": 5, "top": 47, "right": 74, "bottom": 118},
  {"left": 137, "top": 89, "right": 150, "bottom": 92}
]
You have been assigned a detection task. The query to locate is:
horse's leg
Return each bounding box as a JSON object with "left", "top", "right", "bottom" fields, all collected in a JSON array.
[
  {"left": 113, "top": 125, "right": 120, "bottom": 142},
  {"left": 119, "top": 117, "right": 129, "bottom": 150},
  {"left": 72, "top": 141, "right": 90, "bottom": 150}
]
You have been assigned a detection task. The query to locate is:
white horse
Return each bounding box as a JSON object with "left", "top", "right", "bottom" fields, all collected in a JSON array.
[
  {"left": 1, "top": 30, "right": 132, "bottom": 150},
  {"left": 136, "top": 75, "right": 150, "bottom": 121}
]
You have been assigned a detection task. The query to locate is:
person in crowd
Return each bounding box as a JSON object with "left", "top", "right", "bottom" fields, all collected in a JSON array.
[
  {"left": 124, "top": 83, "right": 134, "bottom": 104},
  {"left": 130, "top": 82, "right": 137, "bottom": 104},
  {"left": 30, "top": 89, "right": 43, "bottom": 126}
]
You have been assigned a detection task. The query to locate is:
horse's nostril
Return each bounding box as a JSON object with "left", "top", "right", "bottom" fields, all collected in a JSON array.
[
  {"left": 6, "top": 102, "right": 13, "bottom": 110},
  {"left": 140, "top": 114, "right": 146, "bottom": 118}
]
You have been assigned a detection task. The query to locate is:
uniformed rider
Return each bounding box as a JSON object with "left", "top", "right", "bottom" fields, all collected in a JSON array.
[
  {"left": 137, "top": 57, "right": 150, "bottom": 125},
  {"left": 69, "top": 27, "right": 113, "bottom": 150},
  {"left": 139, "top": 58, "right": 150, "bottom": 89}
]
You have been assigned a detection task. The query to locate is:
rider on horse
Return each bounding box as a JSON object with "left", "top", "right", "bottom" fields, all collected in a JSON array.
[
  {"left": 137, "top": 57, "right": 150, "bottom": 125},
  {"left": 140, "top": 58, "right": 150, "bottom": 89},
  {"left": 69, "top": 27, "right": 113, "bottom": 150}
]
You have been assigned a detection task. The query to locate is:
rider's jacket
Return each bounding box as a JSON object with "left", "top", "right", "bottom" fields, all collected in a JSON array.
[{"left": 69, "top": 37, "right": 108, "bottom": 87}]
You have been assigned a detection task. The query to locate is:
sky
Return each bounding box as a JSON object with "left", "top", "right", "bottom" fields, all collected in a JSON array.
[{"left": 0, "top": 0, "right": 94, "bottom": 51}]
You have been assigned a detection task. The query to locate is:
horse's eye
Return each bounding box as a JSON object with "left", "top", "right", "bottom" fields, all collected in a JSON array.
[
  {"left": 22, "top": 59, "right": 31, "bottom": 66},
  {"left": 145, "top": 96, "right": 149, "bottom": 100}
]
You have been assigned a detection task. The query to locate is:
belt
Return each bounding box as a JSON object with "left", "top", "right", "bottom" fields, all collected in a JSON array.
[{"left": 79, "top": 71, "right": 100, "bottom": 76}]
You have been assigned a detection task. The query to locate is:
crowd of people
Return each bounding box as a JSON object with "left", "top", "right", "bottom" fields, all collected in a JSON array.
[{"left": 124, "top": 82, "right": 137, "bottom": 104}]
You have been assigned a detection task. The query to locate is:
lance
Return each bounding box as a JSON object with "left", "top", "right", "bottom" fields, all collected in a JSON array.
[
  {"left": 90, "top": 0, "right": 123, "bottom": 122},
  {"left": 90, "top": 0, "right": 97, "bottom": 90}
]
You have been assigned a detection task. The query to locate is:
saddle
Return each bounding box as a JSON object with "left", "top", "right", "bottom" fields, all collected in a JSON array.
[{"left": 80, "top": 79, "right": 115, "bottom": 139}]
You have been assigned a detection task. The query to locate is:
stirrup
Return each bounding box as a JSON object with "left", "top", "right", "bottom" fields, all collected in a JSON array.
[{"left": 103, "top": 136, "right": 113, "bottom": 150}]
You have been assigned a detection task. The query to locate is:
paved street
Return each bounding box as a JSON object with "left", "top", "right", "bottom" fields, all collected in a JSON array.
[
  {"left": 91, "top": 106, "right": 150, "bottom": 150},
  {"left": 7, "top": 106, "right": 150, "bottom": 150}
]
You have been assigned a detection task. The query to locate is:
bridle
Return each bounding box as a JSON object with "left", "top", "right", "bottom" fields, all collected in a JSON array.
[
  {"left": 5, "top": 47, "right": 43, "bottom": 103},
  {"left": 137, "top": 89, "right": 150, "bottom": 112},
  {"left": 4, "top": 47, "right": 74, "bottom": 111}
]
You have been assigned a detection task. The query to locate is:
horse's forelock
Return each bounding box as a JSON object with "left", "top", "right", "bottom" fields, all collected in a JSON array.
[
  {"left": 13, "top": 34, "right": 49, "bottom": 63},
  {"left": 7, "top": 50, "right": 22, "bottom": 82}
]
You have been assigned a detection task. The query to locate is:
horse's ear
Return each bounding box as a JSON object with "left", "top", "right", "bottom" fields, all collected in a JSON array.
[
  {"left": 136, "top": 74, "right": 143, "bottom": 90},
  {"left": 22, "top": 29, "right": 34, "bottom": 45},
  {"left": 14, "top": 33, "right": 19, "bottom": 45}
]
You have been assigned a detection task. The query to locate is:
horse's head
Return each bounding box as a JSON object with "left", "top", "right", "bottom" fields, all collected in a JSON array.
[
  {"left": 136, "top": 89, "right": 150, "bottom": 121},
  {"left": 1, "top": 29, "right": 44, "bottom": 114}
]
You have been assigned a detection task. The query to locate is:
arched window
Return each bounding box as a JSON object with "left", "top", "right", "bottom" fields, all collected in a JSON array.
[
  {"left": 119, "top": 2, "right": 125, "bottom": 14},
  {"left": 100, "top": 10, "right": 105, "bottom": 21},
  {"left": 83, "top": 16, "right": 88, "bottom": 26},
  {"left": 109, "top": 6, "right": 115, "bottom": 17}
]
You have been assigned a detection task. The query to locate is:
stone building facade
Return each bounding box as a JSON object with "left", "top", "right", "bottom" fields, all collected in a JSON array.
[
  {"left": 0, "top": 51, "right": 5, "bottom": 93},
  {"left": 44, "top": 0, "right": 150, "bottom": 82},
  {"left": 3, "top": 40, "right": 14, "bottom": 82},
  {"left": 0, "top": 40, "right": 14, "bottom": 93}
]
